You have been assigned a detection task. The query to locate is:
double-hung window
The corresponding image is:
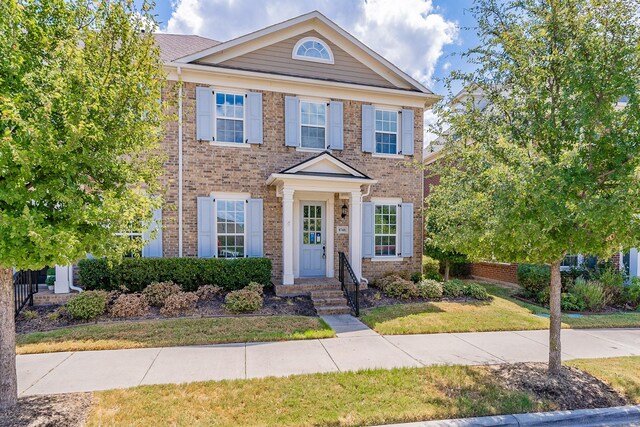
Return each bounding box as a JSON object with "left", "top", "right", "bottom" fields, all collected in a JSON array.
[
  {"left": 215, "top": 92, "right": 244, "bottom": 143},
  {"left": 375, "top": 109, "right": 398, "bottom": 154},
  {"left": 216, "top": 199, "right": 246, "bottom": 258},
  {"left": 300, "top": 101, "right": 326, "bottom": 149},
  {"left": 374, "top": 204, "right": 397, "bottom": 257}
]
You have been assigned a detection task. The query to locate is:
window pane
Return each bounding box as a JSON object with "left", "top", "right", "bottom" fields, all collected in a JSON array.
[
  {"left": 374, "top": 204, "right": 397, "bottom": 256},
  {"left": 216, "top": 199, "right": 245, "bottom": 258},
  {"left": 215, "top": 92, "right": 244, "bottom": 143}
]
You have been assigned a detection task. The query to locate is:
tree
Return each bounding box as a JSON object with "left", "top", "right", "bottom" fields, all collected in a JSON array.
[
  {"left": 0, "top": 0, "right": 166, "bottom": 409},
  {"left": 424, "top": 219, "right": 466, "bottom": 282},
  {"left": 426, "top": 0, "right": 640, "bottom": 374}
]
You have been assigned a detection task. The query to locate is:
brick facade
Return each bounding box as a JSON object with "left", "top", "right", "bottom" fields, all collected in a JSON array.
[{"left": 158, "top": 82, "right": 424, "bottom": 283}]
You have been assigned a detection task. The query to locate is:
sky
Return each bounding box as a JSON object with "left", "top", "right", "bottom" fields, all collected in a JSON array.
[{"left": 147, "top": 0, "right": 479, "bottom": 142}]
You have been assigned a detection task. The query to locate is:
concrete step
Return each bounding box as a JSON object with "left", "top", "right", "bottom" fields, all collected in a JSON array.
[
  {"left": 316, "top": 305, "right": 352, "bottom": 315},
  {"left": 310, "top": 289, "right": 344, "bottom": 299},
  {"left": 312, "top": 297, "right": 348, "bottom": 306},
  {"left": 275, "top": 282, "right": 341, "bottom": 296}
]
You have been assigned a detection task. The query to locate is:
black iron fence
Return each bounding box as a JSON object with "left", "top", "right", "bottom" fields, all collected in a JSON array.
[
  {"left": 338, "top": 252, "right": 359, "bottom": 316},
  {"left": 14, "top": 270, "right": 39, "bottom": 317}
]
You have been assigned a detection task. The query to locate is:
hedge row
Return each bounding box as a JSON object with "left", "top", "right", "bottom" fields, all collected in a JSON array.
[{"left": 78, "top": 257, "right": 272, "bottom": 292}]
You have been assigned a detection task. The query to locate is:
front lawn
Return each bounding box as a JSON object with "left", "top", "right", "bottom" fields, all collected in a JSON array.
[
  {"left": 361, "top": 283, "right": 640, "bottom": 335},
  {"left": 87, "top": 365, "right": 544, "bottom": 426},
  {"left": 16, "top": 316, "right": 334, "bottom": 354},
  {"left": 568, "top": 356, "right": 640, "bottom": 404}
]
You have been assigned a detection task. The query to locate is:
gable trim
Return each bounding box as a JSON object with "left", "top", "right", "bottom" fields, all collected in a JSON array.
[
  {"left": 280, "top": 151, "right": 370, "bottom": 178},
  {"left": 173, "top": 11, "right": 432, "bottom": 94}
]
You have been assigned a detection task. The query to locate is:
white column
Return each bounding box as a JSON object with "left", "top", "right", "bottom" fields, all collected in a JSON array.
[
  {"left": 282, "top": 188, "right": 295, "bottom": 285},
  {"left": 630, "top": 248, "right": 639, "bottom": 278},
  {"left": 54, "top": 265, "right": 71, "bottom": 294},
  {"left": 349, "top": 190, "right": 363, "bottom": 280}
]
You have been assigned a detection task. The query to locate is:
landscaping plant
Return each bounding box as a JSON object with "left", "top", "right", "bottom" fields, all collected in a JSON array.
[
  {"left": 224, "top": 288, "right": 264, "bottom": 313},
  {"left": 426, "top": 0, "right": 640, "bottom": 373},
  {"left": 160, "top": 292, "right": 199, "bottom": 317},
  {"left": 142, "top": 282, "right": 182, "bottom": 307},
  {"left": 110, "top": 294, "right": 151, "bottom": 318},
  {"left": 65, "top": 291, "right": 109, "bottom": 321},
  {"left": 416, "top": 279, "right": 443, "bottom": 299},
  {"left": 442, "top": 280, "right": 464, "bottom": 298},
  {"left": 195, "top": 285, "right": 222, "bottom": 301}
]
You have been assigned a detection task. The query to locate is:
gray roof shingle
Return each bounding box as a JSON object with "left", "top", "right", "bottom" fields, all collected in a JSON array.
[{"left": 154, "top": 33, "right": 220, "bottom": 62}]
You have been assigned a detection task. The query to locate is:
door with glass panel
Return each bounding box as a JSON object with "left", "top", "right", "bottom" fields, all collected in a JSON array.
[{"left": 300, "top": 202, "right": 326, "bottom": 277}]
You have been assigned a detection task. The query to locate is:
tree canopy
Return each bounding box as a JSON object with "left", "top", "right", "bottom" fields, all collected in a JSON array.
[
  {"left": 427, "top": 0, "right": 640, "bottom": 266},
  {"left": 0, "top": 0, "right": 167, "bottom": 270}
]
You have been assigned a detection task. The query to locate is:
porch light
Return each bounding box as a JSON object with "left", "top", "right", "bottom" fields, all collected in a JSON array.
[{"left": 341, "top": 203, "right": 348, "bottom": 219}]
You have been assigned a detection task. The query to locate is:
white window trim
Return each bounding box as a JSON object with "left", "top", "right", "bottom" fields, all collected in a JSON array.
[
  {"left": 372, "top": 202, "right": 400, "bottom": 259},
  {"left": 212, "top": 88, "right": 247, "bottom": 146},
  {"left": 560, "top": 253, "right": 584, "bottom": 271},
  {"left": 299, "top": 99, "right": 328, "bottom": 151},
  {"left": 212, "top": 193, "right": 249, "bottom": 259},
  {"left": 373, "top": 107, "right": 401, "bottom": 155},
  {"left": 292, "top": 36, "right": 335, "bottom": 64}
]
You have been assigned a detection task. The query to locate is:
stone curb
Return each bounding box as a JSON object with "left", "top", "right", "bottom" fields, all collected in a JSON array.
[{"left": 372, "top": 405, "right": 640, "bottom": 427}]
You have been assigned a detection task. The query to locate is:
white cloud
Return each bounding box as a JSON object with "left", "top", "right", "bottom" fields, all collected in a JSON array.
[{"left": 166, "top": 0, "right": 457, "bottom": 86}]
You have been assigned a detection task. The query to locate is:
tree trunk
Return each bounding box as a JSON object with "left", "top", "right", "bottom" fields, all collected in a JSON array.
[
  {"left": 444, "top": 261, "right": 450, "bottom": 282},
  {"left": 548, "top": 260, "right": 562, "bottom": 375},
  {"left": 0, "top": 266, "right": 17, "bottom": 410}
]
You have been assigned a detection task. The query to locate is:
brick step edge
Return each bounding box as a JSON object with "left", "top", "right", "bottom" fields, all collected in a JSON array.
[
  {"left": 316, "top": 306, "right": 351, "bottom": 315},
  {"left": 312, "top": 298, "right": 348, "bottom": 306}
]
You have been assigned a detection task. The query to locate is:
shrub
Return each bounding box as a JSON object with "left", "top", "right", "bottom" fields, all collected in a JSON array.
[
  {"left": 561, "top": 292, "right": 586, "bottom": 312},
  {"left": 382, "top": 270, "right": 413, "bottom": 281},
  {"left": 45, "top": 275, "right": 55, "bottom": 287},
  {"left": 517, "top": 264, "right": 550, "bottom": 299},
  {"left": 442, "top": 280, "right": 464, "bottom": 298},
  {"left": 245, "top": 282, "right": 264, "bottom": 295},
  {"left": 224, "top": 289, "right": 263, "bottom": 313},
  {"left": 66, "top": 290, "right": 108, "bottom": 320},
  {"left": 570, "top": 279, "right": 606, "bottom": 311},
  {"left": 410, "top": 272, "right": 423, "bottom": 283},
  {"left": 110, "top": 294, "right": 150, "bottom": 318},
  {"left": 598, "top": 267, "right": 625, "bottom": 305},
  {"left": 463, "top": 283, "right": 491, "bottom": 301},
  {"left": 382, "top": 278, "right": 418, "bottom": 299},
  {"left": 424, "top": 270, "right": 443, "bottom": 281},
  {"left": 195, "top": 285, "right": 222, "bottom": 301},
  {"left": 416, "top": 279, "right": 443, "bottom": 299},
  {"left": 142, "top": 281, "right": 182, "bottom": 307},
  {"left": 160, "top": 292, "right": 199, "bottom": 316},
  {"left": 374, "top": 274, "right": 402, "bottom": 291},
  {"left": 78, "top": 257, "right": 272, "bottom": 292},
  {"left": 623, "top": 278, "right": 640, "bottom": 306},
  {"left": 422, "top": 255, "right": 440, "bottom": 276},
  {"left": 22, "top": 310, "right": 38, "bottom": 320}
]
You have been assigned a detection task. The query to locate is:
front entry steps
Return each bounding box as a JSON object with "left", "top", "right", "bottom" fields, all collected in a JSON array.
[{"left": 276, "top": 278, "right": 352, "bottom": 315}]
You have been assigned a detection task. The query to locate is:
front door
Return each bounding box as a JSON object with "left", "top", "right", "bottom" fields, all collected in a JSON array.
[{"left": 300, "top": 202, "right": 326, "bottom": 277}]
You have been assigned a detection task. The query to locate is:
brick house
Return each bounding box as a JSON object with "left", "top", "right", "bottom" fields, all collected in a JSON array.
[{"left": 62, "top": 11, "right": 435, "bottom": 296}]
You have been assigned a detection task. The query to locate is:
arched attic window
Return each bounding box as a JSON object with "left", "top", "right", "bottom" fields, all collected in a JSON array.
[{"left": 292, "top": 37, "right": 334, "bottom": 64}]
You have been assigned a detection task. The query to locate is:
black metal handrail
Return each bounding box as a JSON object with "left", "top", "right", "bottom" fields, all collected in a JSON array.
[
  {"left": 338, "top": 252, "right": 359, "bottom": 316},
  {"left": 14, "top": 270, "right": 39, "bottom": 318}
]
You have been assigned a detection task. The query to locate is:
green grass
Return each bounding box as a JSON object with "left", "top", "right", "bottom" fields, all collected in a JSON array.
[
  {"left": 16, "top": 316, "right": 334, "bottom": 354},
  {"left": 568, "top": 356, "right": 640, "bottom": 404},
  {"left": 361, "top": 283, "right": 640, "bottom": 335},
  {"left": 87, "top": 365, "right": 544, "bottom": 427}
]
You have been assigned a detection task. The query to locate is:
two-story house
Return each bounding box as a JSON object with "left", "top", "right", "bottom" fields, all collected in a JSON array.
[{"left": 53, "top": 11, "right": 438, "bottom": 296}]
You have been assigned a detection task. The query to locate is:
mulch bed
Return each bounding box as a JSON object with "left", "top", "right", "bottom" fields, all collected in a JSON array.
[
  {"left": 359, "top": 287, "right": 485, "bottom": 309},
  {"left": 16, "top": 287, "right": 316, "bottom": 335},
  {"left": 489, "top": 362, "right": 627, "bottom": 410},
  {"left": 0, "top": 393, "right": 92, "bottom": 427}
]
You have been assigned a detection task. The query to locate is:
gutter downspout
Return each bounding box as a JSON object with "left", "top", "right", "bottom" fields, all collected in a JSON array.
[{"left": 178, "top": 67, "right": 183, "bottom": 257}]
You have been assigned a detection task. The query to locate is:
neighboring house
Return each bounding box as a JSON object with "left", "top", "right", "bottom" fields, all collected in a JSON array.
[
  {"left": 423, "top": 91, "right": 637, "bottom": 284},
  {"left": 55, "top": 11, "right": 438, "bottom": 295}
]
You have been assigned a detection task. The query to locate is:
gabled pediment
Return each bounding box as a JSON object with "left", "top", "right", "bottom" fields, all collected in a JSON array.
[
  {"left": 172, "top": 11, "right": 431, "bottom": 93},
  {"left": 281, "top": 152, "right": 369, "bottom": 178},
  {"left": 266, "top": 151, "right": 376, "bottom": 189}
]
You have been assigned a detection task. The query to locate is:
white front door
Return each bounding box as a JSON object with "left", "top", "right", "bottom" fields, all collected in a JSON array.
[{"left": 300, "top": 202, "right": 326, "bottom": 277}]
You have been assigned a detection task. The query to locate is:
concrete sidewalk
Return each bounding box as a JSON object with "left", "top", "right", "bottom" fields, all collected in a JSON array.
[{"left": 17, "top": 320, "right": 640, "bottom": 396}]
